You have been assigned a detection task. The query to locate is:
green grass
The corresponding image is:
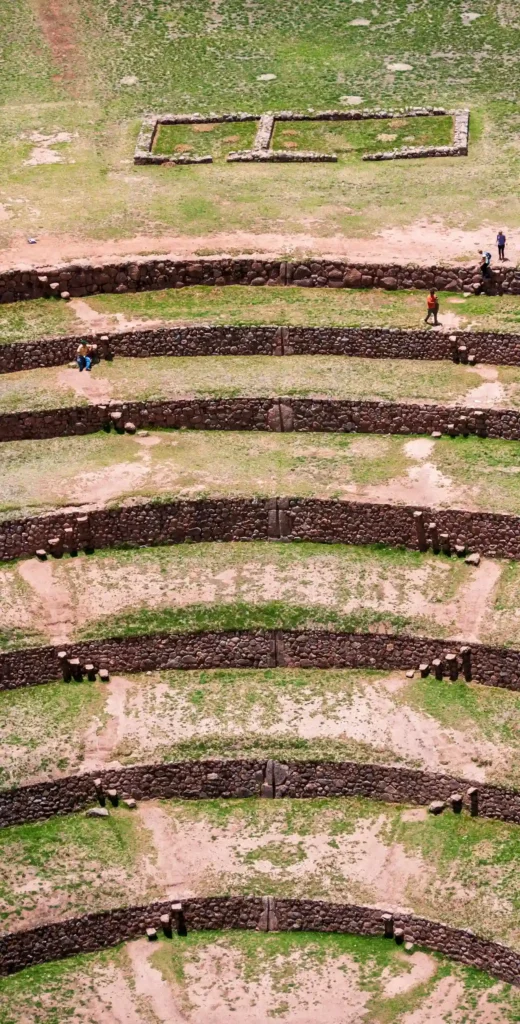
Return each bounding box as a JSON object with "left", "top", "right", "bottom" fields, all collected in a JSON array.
[
  {"left": 0, "top": 808, "right": 154, "bottom": 928},
  {"left": 153, "top": 796, "right": 520, "bottom": 945},
  {"left": 86, "top": 352, "right": 491, "bottom": 403},
  {"left": 272, "top": 115, "right": 454, "bottom": 155},
  {"left": 4, "top": 287, "right": 520, "bottom": 345},
  {"left": 7, "top": 424, "right": 520, "bottom": 522},
  {"left": 0, "top": 537, "right": 474, "bottom": 650},
  {"left": 2, "top": 932, "right": 519, "bottom": 1024},
  {"left": 154, "top": 121, "right": 257, "bottom": 159},
  {"left": 8, "top": 796, "right": 520, "bottom": 951},
  {"left": 1, "top": 2, "right": 520, "bottom": 249},
  {"left": 4, "top": 659, "right": 520, "bottom": 786},
  {"left": 0, "top": 300, "right": 77, "bottom": 346},
  {"left": 0, "top": 679, "right": 106, "bottom": 788},
  {"left": 0, "top": 351, "right": 494, "bottom": 412},
  {"left": 0, "top": 946, "right": 125, "bottom": 1024},
  {"left": 76, "top": 596, "right": 434, "bottom": 642},
  {"left": 84, "top": 285, "right": 520, "bottom": 333}
]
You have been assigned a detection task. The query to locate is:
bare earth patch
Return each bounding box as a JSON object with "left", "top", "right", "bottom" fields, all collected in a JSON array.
[
  {"left": 75, "top": 668, "right": 503, "bottom": 781},
  {"left": 2, "top": 220, "right": 519, "bottom": 271},
  {"left": 7, "top": 543, "right": 500, "bottom": 648},
  {"left": 137, "top": 800, "right": 426, "bottom": 910}
]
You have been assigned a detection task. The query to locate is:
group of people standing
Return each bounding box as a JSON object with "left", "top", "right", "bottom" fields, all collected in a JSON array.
[{"left": 424, "top": 231, "right": 508, "bottom": 326}]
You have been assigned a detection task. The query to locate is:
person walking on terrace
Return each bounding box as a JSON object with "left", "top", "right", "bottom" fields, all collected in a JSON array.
[
  {"left": 424, "top": 288, "right": 439, "bottom": 326},
  {"left": 76, "top": 340, "right": 92, "bottom": 372},
  {"left": 478, "top": 248, "right": 492, "bottom": 279},
  {"left": 497, "top": 230, "right": 506, "bottom": 261}
]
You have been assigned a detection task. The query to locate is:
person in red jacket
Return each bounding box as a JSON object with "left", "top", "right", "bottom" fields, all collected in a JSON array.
[{"left": 424, "top": 288, "right": 439, "bottom": 326}]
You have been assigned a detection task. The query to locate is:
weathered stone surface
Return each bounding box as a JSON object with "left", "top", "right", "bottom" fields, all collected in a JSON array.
[
  {"left": 2, "top": 895, "right": 520, "bottom": 988},
  {"left": 4, "top": 753, "right": 520, "bottom": 831},
  {"left": 3, "top": 323, "right": 520, "bottom": 376}
]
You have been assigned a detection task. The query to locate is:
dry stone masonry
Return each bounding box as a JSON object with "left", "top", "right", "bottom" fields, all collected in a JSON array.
[
  {"left": 1, "top": 254, "right": 518, "bottom": 304},
  {"left": 2, "top": 496, "right": 520, "bottom": 562},
  {"left": 1, "top": 895, "right": 520, "bottom": 987},
  {"left": 4, "top": 394, "right": 520, "bottom": 444},
  {"left": 4, "top": 755, "right": 520, "bottom": 831},
  {"left": 134, "top": 108, "right": 468, "bottom": 165},
  {"left": 365, "top": 109, "right": 469, "bottom": 161},
  {"left": 3, "top": 626, "right": 520, "bottom": 697},
  {"left": 4, "top": 325, "right": 520, "bottom": 374}
]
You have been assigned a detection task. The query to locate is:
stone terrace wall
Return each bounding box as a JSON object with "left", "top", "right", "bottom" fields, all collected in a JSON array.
[
  {"left": 3, "top": 627, "right": 520, "bottom": 695},
  {"left": 5, "top": 396, "right": 520, "bottom": 443},
  {"left": 0, "top": 497, "right": 268, "bottom": 561},
  {"left": 1, "top": 496, "right": 520, "bottom": 562},
  {"left": 0, "top": 630, "right": 275, "bottom": 691},
  {"left": 283, "top": 497, "right": 520, "bottom": 560},
  {"left": 3, "top": 754, "right": 520, "bottom": 830},
  {"left": 0, "top": 759, "right": 265, "bottom": 827},
  {"left": 0, "top": 896, "right": 264, "bottom": 975},
  {"left": 0, "top": 398, "right": 275, "bottom": 442},
  {"left": 1, "top": 255, "right": 520, "bottom": 305},
  {"left": 5, "top": 395, "right": 520, "bottom": 443},
  {"left": 4, "top": 325, "right": 520, "bottom": 374},
  {"left": 1, "top": 895, "right": 520, "bottom": 986}
]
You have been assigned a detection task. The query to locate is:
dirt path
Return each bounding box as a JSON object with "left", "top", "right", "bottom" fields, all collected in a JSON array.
[
  {"left": 449, "top": 557, "right": 502, "bottom": 642},
  {"left": 58, "top": 366, "right": 114, "bottom": 403},
  {"left": 18, "top": 556, "right": 75, "bottom": 644},
  {"left": 1, "top": 221, "right": 517, "bottom": 271},
  {"left": 125, "top": 941, "right": 186, "bottom": 1023},
  {"left": 31, "top": 0, "right": 85, "bottom": 95},
  {"left": 81, "top": 675, "right": 134, "bottom": 772}
]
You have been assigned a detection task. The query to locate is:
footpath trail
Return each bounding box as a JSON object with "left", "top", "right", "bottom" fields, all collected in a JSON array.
[{"left": 0, "top": 221, "right": 518, "bottom": 272}]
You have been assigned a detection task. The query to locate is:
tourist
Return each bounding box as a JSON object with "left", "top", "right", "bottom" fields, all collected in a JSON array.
[
  {"left": 76, "top": 340, "right": 92, "bottom": 372},
  {"left": 424, "top": 288, "right": 439, "bottom": 326},
  {"left": 478, "top": 249, "right": 492, "bottom": 279},
  {"left": 497, "top": 230, "right": 506, "bottom": 261}
]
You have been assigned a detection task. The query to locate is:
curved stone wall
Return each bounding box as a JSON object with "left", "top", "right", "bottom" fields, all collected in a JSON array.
[
  {"left": 2, "top": 755, "right": 520, "bottom": 830},
  {"left": 0, "top": 395, "right": 519, "bottom": 443},
  {"left": 1, "top": 255, "right": 519, "bottom": 304},
  {"left": 1, "top": 496, "right": 520, "bottom": 561},
  {"left": 1, "top": 627, "right": 520, "bottom": 695},
  {"left": 1, "top": 895, "right": 519, "bottom": 986},
  {"left": 3, "top": 324, "right": 520, "bottom": 374}
]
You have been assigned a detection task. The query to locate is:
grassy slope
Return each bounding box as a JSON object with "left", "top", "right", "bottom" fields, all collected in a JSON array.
[
  {"left": 5, "top": 427, "right": 520, "bottom": 518},
  {"left": 0, "top": 352, "right": 498, "bottom": 410},
  {"left": 1, "top": 933, "right": 519, "bottom": 1024},
  {"left": 5, "top": 797, "right": 520, "bottom": 951},
  {"left": 0, "top": 808, "right": 155, "bottom": 931},
  {"left": 1, "top": 1, "right": 520, "bottom": 245},
  {"left": 4, "top": 663, "right": 520, "bottom": 787},
  {"left": 86, "top": 286, "right": 520, "bottom": 332},
  {"left": 0, "top": 540, "right": 469, "bottom": 646},
  {"left": 6, "top": 289, "right": 520, "bottom": 344}
]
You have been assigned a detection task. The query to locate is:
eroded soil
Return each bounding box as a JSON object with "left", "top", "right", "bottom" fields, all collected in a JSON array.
[{"left": 1, "top": 932, "right": 516, "bottom": 1024}]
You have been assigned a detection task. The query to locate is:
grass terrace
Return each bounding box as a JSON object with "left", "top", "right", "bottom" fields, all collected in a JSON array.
[
  {"left": 4, "top": 662, "right": 520, "bottom": 788},
  {"left": 1, "top": 931, "right": 519, "bottom": 1024},
  {"left": 7, "top": 289, "right": 520, "bottom": 344},
  {"left": 1, "top": 352, "right": 514, "bottom": 410},
  {"left": 5, "top": 429, "right": 520, "bottom": 519},
  {"left": 5, "top": 797, "right": 520, "bottom": 954},
  {"left": 0, "top": 539, "right": 513, "bottom": 652}
]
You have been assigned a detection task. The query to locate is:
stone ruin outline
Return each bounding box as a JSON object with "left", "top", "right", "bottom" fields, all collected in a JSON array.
[{"left": 134, "top": 107, "right": 470, "bottom": 165}]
